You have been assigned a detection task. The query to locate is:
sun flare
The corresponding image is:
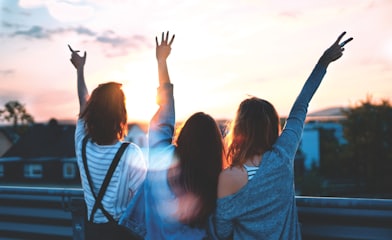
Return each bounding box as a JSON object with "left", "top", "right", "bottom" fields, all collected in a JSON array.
[{"left": 120, "top": 60, "right": 158, "bottom": 123}]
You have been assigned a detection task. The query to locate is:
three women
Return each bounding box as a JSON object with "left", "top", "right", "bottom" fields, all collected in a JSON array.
[{"left": 72, "top": 30, "right": 352, "bottom": 239}]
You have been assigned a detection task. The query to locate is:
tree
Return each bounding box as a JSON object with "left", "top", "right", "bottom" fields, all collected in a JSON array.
[
  {"left": 342, "top": 96, "right": 392, "bottom": 197},
  {"left": 319, "top": 127, "right": 345, "bottom": 178},
  {"left": 0, "top": 100, "right": 34, "bottom": 134}
]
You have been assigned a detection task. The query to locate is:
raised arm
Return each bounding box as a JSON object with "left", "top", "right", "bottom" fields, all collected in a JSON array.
[
  {"left": 278, "top": 32, "right": 353, "bottom": 159},
  {"left": 69, "top": 44, "right": 89, "bottom": 116},
  {"left": 149, "top": 31, "right": 176, "bottom": 149}
]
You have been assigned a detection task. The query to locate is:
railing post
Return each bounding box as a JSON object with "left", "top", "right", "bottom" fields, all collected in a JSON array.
[{"left": 70, "top": 197, "right": 86, "bottom": 240}]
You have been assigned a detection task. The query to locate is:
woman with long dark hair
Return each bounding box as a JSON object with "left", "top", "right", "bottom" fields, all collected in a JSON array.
[{"left": 121, "top": 31, "right": 225, "bottom": 239}]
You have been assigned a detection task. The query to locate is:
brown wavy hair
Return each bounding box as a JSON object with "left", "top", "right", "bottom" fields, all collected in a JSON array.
[
  {"left": 226, "top": 97, "right": 281, "bottom": 167},
  {"left": 80, "top": 82, "right": 128, "bottom": 145},
  {"left": 171, "top": 112, "right": 225, "bottom": 228}
]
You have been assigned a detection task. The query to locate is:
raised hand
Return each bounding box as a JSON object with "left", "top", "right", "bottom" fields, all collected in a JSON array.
[
  {"left": 156, "top": 31, "right": 175, "bottom": 62},
  {"left": 68, "top": 44, "right": 87, "bottom": 70},
  {"left": 319, "top": 32, "right": 353, "bottom": 67}
]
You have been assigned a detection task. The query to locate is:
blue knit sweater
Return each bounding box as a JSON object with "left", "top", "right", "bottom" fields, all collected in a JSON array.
[{"left": 208, "top": 63, "right": 327, "bottom": 240}]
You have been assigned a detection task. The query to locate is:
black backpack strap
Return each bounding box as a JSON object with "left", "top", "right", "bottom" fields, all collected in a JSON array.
[
  {"left": 82, "top": 136, "right": 97, "bottom": 202},
  {"left": 82, "top": 135, "right": 130, "bottom": 223}
]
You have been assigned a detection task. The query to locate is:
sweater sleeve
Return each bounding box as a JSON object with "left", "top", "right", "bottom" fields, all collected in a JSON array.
[
  {"left": 148, "top": 83, "right": 175, "bottom": 149},
  {"left": 275, "top": 63, "right": 327, "bottom": 165}
]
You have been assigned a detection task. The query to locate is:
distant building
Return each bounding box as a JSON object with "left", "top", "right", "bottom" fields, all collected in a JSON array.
[
  {"left": 0, "top": 127, "right": 19, "bottom": 157},
  {"left": 0, "top": 120, "right": 149, "bottom": 185},
  {"left": 0, "top": 119, "right": 79, "bottom": 184},
  {"left": 300, "top": 126, "right": 320, "bottom": 170},
  {"left": 298, "top": 107, "right": 347, "bottom": 171}
]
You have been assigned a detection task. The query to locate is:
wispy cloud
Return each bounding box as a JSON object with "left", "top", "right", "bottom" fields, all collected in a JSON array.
[
  {"left": 278, "top": 11, "right": 301, "bottom": 19},
  {"left": 74, "top": 26, "right": 95, "bottom": 36},
  {"left": 2, "top": 5, "right": 30, "bottom": 17},
  {"left": 11, "top": 25, "right": 50, "bottom": 39},
  {"left": 0, "top": 69, "right": 15, "bottom": 77},
  {"left": 6, "top": 24, "right": 150, "bottom": 57},
  {"left": 2, "top": 21, "right": 20, "bottom": 28}
]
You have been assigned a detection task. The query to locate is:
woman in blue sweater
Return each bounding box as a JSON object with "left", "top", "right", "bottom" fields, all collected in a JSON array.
[
  {"left": 121, "top": 31, "right": 225, "bottom": 239},
  {"left": 208, "top": 32, "right": 353, "bottom": 239}
]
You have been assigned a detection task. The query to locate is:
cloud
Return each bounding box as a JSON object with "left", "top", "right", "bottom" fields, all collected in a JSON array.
[
  {"left": 6, "top": 22, "right": 149, "bottom": 57},
  {"left": 278, "top": 11, "right": 301, "bottom": 19},
  {"left": 74, "top": 26, "right": 95, "bottom": 36},
  {"left": 2, "top": 7, "right": 12, "bottom": 14},
  {"left": 45, "top": 1, "right": 95, "bottom": 23},
  {"left": 0, "top": 69, "right": 15, "bottom": 77},
  {"left": 18, "top": 0, "right": 95, "bottom": 23},
  {"left": 96, "top": 31, "right": 148, "bottom": 47},
  {"left": 96, "top": 32, "right": 150, "bottom": 57},
  {"left": 2, "top": 5, "right": 30, "bottom": 17},
  {"left": 11, "top": 25, "right": 50, "bottom": 39},
  {"left": 2, "top": 21, "right": 18, "bottom": 28}
]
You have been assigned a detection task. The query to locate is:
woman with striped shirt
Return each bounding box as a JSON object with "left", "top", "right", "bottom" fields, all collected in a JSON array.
[{"left": 69, "top": 45, "right": 147, "bottom": 240}]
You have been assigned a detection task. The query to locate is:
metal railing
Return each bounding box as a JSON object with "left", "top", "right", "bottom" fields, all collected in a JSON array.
[{"left": 0, "top": 186, "right": 391, "bottom": 240}]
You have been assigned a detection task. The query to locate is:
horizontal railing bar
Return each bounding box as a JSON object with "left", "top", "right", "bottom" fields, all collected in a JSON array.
[
  {"left": 296, "top": 196, "right": 392, "bottom": 210},
  {"left": 0, "top": 186, "right": 83, "bottom": 197}
]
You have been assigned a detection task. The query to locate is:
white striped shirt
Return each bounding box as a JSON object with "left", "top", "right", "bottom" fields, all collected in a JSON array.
[
  {"left": 75, "top": 119, "right": 147, "bottom": 223},
  {"left": 243, "top": 164, "right": 259, "bottom": 180}
]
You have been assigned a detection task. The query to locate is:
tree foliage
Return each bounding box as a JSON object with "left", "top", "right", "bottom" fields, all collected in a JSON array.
[
  {"left": 342, "top": 96, "right": 392, "bottom": 196},
  {"left": 0, "top": 100, "right": 34, "bottom": 134}
]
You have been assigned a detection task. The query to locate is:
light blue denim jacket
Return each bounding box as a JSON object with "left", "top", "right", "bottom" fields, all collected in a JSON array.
[
  {"left": 208, "top": 63, "right": 327, "bottom": 240},
  {"left": 120, "top": 83, "right": 207, "bottom": 240}
]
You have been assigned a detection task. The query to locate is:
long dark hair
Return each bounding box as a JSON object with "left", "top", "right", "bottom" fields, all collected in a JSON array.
[
  {"left": 172, "top": 112, "right": 224, "bottom": 227},
  {"left": 80, "top": 82, "right": 128, "bottom": 145},
  {"left": 226, "top": 97, "right": 281, "bottom": 167}
]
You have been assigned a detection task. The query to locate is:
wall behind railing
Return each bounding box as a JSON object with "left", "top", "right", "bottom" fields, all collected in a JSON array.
[{"left": 0, "top": 186, "right": 391, "bottom": 240}]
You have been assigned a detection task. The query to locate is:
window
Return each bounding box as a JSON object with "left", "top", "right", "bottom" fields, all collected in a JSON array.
[
  {"left": 0, "top": 164, "right": 4, "bottom": 178},
  {"left": 63, "top": 162, "right": 76, "bottom": 179},
  {"left": 24, "top": 164, "right": 43, "bottom": 179}
]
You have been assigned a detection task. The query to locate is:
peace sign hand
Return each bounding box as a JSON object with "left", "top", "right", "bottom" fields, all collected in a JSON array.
[{"left": 319, "top": 32, "right": 353, "bottom": 67}]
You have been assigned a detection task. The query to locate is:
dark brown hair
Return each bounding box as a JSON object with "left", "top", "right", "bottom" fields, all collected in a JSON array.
[
  {"left": 226, "top": 97, "right": 281, "bottom": 167},
  {"left": 172, "top": 112, "right": 224, "bottom": 227},
  {"left": 80, "top": 82, "right": 128, "bottom": 145}
]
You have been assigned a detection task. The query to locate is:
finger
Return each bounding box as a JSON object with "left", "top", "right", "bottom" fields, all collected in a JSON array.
[
  {"left": 339, "top": 37, "right": 353, "bottom": 47},
  {"left": 68, "top": 44, "right": 74, "bottom": 52},
  {"left": 161, "top": 32, "right": 164, "bottom": 44},
  {"left": 83, "top": 51, "right": 87, "bottom": 59},
  {"left": 68, "top": 44, "right": 80, "bottom": 53},
  {"left": 169, "top": 34, "right": 175, "bottom": 46},
  {"left": 165, "top": 31, "right": 169, "bottom": 43},
  {"left": 335, "top": 31, "right": 346, "bottom": 45},
  {"left": 155, "top": 36, "right": 158, "bottom": 47}
]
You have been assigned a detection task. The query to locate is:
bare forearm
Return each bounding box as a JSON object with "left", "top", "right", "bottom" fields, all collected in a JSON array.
[
  {"left": 77, "top": 68, "right": 88, "bottom": 115},
  {"left": 158, "top": 60, "right": 170, "bottom": 86}
]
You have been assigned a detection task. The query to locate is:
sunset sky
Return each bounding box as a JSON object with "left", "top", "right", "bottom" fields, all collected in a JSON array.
[{"left": 1, "top": 0, "right": 391, "bottom": 123}]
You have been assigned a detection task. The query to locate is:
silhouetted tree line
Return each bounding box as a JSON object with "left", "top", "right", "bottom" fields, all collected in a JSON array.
[{"left": 315, "top": 96, "right": 392, "bottom": 198}]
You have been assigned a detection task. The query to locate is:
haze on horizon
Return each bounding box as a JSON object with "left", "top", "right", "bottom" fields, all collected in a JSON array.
[{"left": 1, "top": 0, "right": 391, "bottom": 124}]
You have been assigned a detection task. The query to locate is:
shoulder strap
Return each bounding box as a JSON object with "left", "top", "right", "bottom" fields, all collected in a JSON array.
[
  {"left": 82, "top": 136, "right": 130, "bottom": 222},
  {"left": 82, "top": 136, "right": 97, "bottom": 201}
]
